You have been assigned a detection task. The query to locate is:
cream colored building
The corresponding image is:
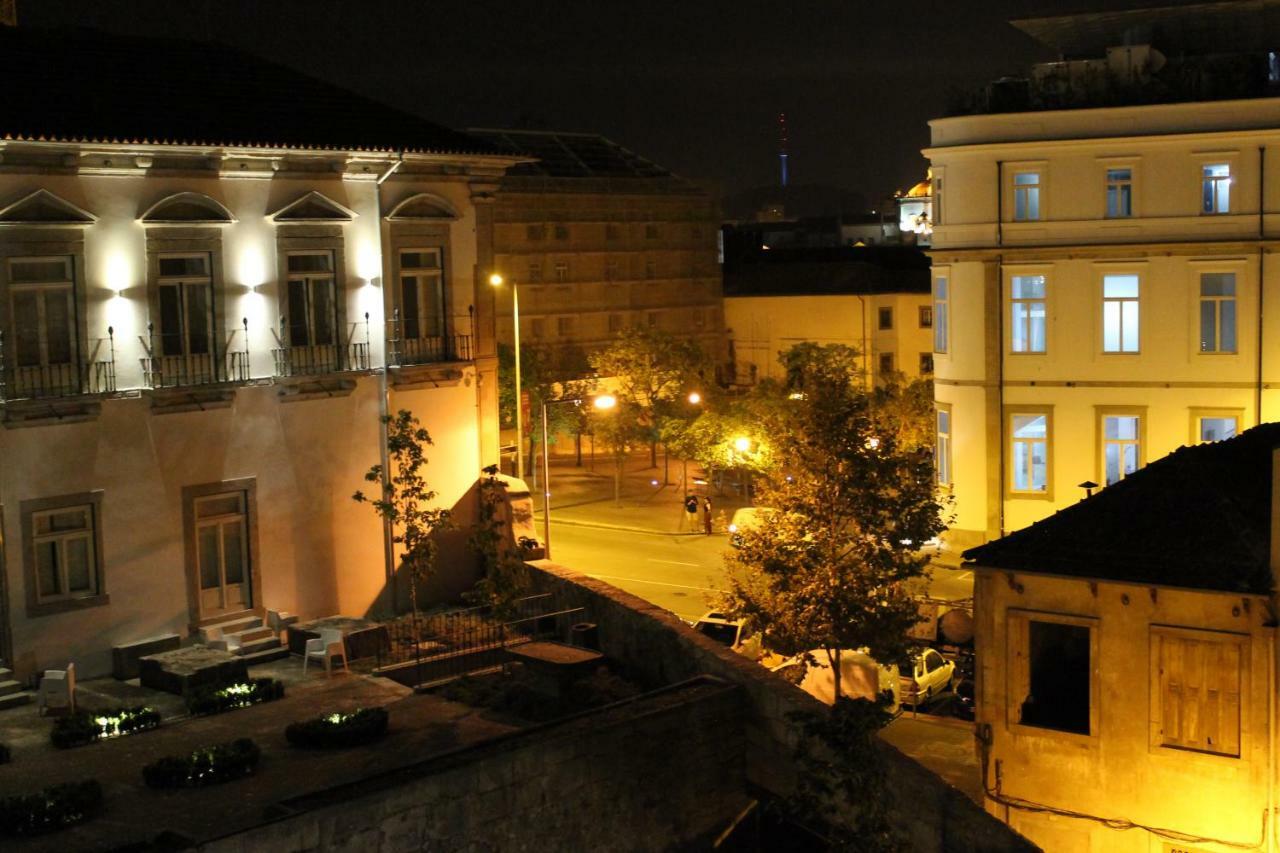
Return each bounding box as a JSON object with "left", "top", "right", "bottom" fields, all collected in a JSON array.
[
  {"left": 927, "top": 6, "right": 1280, "bottom": 553},
  {"left": 468, "top": 129, "right": 723, "bottom": 368},
  {"left": 723, "top": 249, "right": 933, "bottom": 385},
  {"left": 0, "top": 27, "right": 521, "bottom": 682}
]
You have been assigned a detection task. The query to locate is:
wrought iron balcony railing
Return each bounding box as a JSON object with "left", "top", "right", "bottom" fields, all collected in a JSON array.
[
  {"left": 139, "top": 320, "right": 250, "bottom": 390},
  {"left": 0, "top": 329, "right": 118, "bottom": 403},
  {"left": 272, "top": 316, "right": 371, "bottom": 378},
  {"left": 386, "top": 310, "right": 473, "bottom": 367}
]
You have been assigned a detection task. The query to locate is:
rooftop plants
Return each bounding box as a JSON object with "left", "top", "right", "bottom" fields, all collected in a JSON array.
[
  {"left": 285, "top": 706, "right": 388, "bottom": 749},
  {"left": 0, "top": 780, "right": 102, "bottom": 837},
  {"left": 185, "top": 678, "right": 284, "bottom": 716},
  {"left": 51, "top": 705, "right": 160, "bottom": 749},
  {"left": 143, "top": 738, "right": 260, "bottom": 789}
]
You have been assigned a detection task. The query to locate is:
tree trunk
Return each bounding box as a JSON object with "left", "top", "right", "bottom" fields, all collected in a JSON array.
[
  {"left": 828, "top": 648, "right": 841, "bottom": 702},
  {"left": 575, "top": 432, "right": 582, "bottom": 467},
  {"left": 650, "top": 438, "right": 658, "bottom": 468},
  {"left": 614, "top": 455, "right": 623, "bottom": 504},
  {"left": 663, "top": 445, "right": 670, "bottom": 485}
]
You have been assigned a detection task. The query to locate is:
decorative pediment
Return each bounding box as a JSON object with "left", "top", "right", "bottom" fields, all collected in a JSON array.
[
  {"left": 269, "top": 191, "right": 357, "bottom": 222},
  {"left": 386, "top": 192, "right": 459, "bottom": 221},
  {"left": 0, "top": 190, "right": 96, "bottom": 226},
  {"left": 140, "top": 192, "right": 236, "bottom": 225}
]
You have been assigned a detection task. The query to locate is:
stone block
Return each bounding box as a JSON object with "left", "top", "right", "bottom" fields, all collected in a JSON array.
[{"left": 111, "top": 633, "right": 181, "bottom": 680}]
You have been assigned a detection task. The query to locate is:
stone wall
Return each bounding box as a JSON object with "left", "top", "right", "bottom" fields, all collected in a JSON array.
[
  {"left": 525, "top": 560, "right": 1038, "bottom": 853},
  {"left": 198, "top": 677, "right": 747, "bottom": 852}
]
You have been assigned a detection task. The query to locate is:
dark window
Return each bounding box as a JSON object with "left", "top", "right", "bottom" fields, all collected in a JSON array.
[
  {"left": 878, "top": 306, "right": 893, "bottom": 331},
  {"left": 919, "top": 353, "right": 934, "bottom": 374},
  {"left": 1020, "top": 620, "right": 1091, "bottom": 735}
]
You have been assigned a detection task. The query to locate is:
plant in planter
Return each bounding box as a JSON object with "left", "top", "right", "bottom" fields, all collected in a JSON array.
[
  {"left": 285, "top": 706, "right": 388, "bottom": 748},
  {"left": 185, "top": 678, "right": 285, "bottom": 716},
  {"left": 50, "top": 706, "right": 161, "bottom": 749},
  {"left": 0, "top": 780, "right": 103, "bottom": 837},
  {"left": 142, "top": 738, "right": 261, "bottom": 789}
]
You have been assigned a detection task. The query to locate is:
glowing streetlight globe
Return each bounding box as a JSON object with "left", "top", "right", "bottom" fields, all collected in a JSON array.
[
  {"left": 734, "top": 436, "right": 751, "bottom": 452},
  {"left": 688, "top": 391, "right": 702, "bottom": 405},
  {"left": 594, "top": 394, "right": 617, "bottom": 410},
  {"left": 488, "top": 273, "right": 504, "bottom": 287}
]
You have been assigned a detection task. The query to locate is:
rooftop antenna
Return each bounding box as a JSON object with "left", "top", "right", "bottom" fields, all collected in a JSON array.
[{"left": 778, "top": 112, "right": 789, "bottom": 188}]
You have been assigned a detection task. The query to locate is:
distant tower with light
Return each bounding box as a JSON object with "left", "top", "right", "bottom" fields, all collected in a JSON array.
[{"left": 778, "top": 112, "right": 789, "bottom": 188}]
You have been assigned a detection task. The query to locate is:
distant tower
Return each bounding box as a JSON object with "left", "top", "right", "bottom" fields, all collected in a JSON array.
[{"left": 778, "top": 112, "right": 789, "bottom": 188}]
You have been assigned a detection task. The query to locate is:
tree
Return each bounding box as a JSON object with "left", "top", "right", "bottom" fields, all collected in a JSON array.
[
  {"left": 589, "top": 327, "right": 707, "bottom": 467},
  {"left": 719, "top": 343, "right": 948, "bottom": 700},
  {"left": 353, "top": 410, "right": 452, "bottom": 623},
  {"left": 584, "top": 396, "right": 646, "bottom": 503},
  {"left": 497, "top": 343, "right": 586, "bottom": 482},
  {"left": 872, "top": 373, "right": 934, "bottom": 452}
]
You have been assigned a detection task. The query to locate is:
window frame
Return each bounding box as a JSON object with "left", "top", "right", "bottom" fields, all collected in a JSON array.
[
  {"left": 932, "top": 274, "right": 949, "bottom": 354},
  {"left": 1202, "top": 162, "right": 1233, "bottom": 215},
  {"left": 1007, "top": 609, "right": 1100, "bottom": 742},
  {"left": 1188, "top": 407, "right": 1243, "bottom": 444},
  {"left": 1197, "top": 271, "right": 1238, "bottom": 355},
  {"left": 1012, "top": 171, "right": 1042, "bottom": 222},
  {"left": 1100, "top": 272, "right": 1141, "bottom": 354},
  {"left": 7, "top": 255, "right": 78, "bottom": 373},
  {"left": 877, "top": 306, "right": 894, "bottom": 331},
  {"left": 1004, "top": 406, "right": 1054, "bottom": 500},
  {"left": 1009, "top": 273, "right": 1048, "bottom": 355},
  {"left": 282, "top": 249, "right": 338, "bottom": 350},
  {"left": 934, "top": 404, "right": 952, "bottom": 487},
  {"left": 1096, "top": 406, "right": 1147, "bottom": 487},
  {"left": 1149, "top": 625, "right": 1247, "bottom": 761},
  {"left": 918, "top": 305, "right": 933, "bottom": 329},
  {"left": 877, "top": 352, "right": 895, "bottom": 376},
  {"left": 21, "top": 491, "right": 108, "bottom": 616},
  {"left": 396, "top": 247, "right": 446, "bottom": 342},
  {"left": 919, "top": 352, "right": 933, "bottom": 375},
  {"left": 1104, "top": 166, "right": 1134, "bottom": 218},
  {"left": 182, "top": 478, "right": 261, "bottom": 628}
]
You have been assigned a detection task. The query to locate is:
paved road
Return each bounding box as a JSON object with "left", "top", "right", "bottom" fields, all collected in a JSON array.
[{"left": 546, "top": 521, "right": 975, "bottom": 622}]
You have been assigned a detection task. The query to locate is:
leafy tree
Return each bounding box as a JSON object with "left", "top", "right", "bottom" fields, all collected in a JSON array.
[
  {"left": 720, "top": 343, "right": 948, "bottom": 700},
  {"left": 584, "top": 396, "right": 647, "bottom": 503},
  {"left": 872, "top": 373, "right": 934, "bottom": 452},
  {"left": 353, "top": 410, "right": 452, "bottom": 623},
  {"left": 661, "top": 396, "right": 777, "bottom": 495},
  {"left": 497, "top": 343, "right": 586, "bottom": 481}
]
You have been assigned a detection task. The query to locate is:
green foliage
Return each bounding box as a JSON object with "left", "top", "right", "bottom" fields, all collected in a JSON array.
[
  {"left": 872, "top": 373, "right": 935, "bottom": 452},
  {"left": 0, "top": 780, "right": 102, "bottom": 837},
  {"left": 185, "top": 678, "right": 285, "bottom": 716},
  {"left": 285, "top": 706, "right": 389, "bottom": 748},
  {"left": 50, "top": 705, "right": 161, "bottom": 749},
  {"left": 353, "top": 410, "right": 452, "bottom": 618},
  {"left": 466, "top": 465, "right": 532, "bottom": 619},
  {"left": 142, "top": 738, "right": 260, "bottom": 789}
]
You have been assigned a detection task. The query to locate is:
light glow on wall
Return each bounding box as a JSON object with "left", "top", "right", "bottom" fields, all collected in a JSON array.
[
  {"left": 356, "top": 240, "right": 381, "bottom": 283},
  {"left": 238, "top": 245, "right": 267, "bottom": 291}
]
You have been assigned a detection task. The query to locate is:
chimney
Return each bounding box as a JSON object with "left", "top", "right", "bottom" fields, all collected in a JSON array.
[{"left": 0, "top": 0, "right": 15, "bottom": 27}]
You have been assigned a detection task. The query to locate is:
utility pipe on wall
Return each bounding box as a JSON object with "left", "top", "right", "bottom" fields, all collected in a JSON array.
[{"left": 374, "top": 153, "right": 404, "bottom": 611}]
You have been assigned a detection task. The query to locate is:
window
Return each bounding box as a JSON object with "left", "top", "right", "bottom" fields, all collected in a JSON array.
[
  {"left": 645, "top": 224, "right": 660, "bottom": 239},
  {"left": 878, "top": 352, "right": 894, "bottom": 375},
  {"left": 1011, "top": 614, "right": 1093, "bottom": 736},
  {"left": 554, "top": 224, "right": 569, "bottom": 241},
  {"left": 399, "top": 249, "right": 444, "bottom": 340},
  {"left": 1103, "top": 414, "right": 1141, "bottom": 485},
  {"left": 935, "top": 407, "right": 952, "bottom": 486},
  {"left": 919, "top": 352, "right": 933, "bottom": 374},
  {"left": 1013, "top": 172, "right": 1041, "bottom": 221},
  {"left": 1203, "top": 164, "right": 1231, "bottom": 214},
  {"left": 1199, "top": 273, "right": 1237, "bottom": 353},
  {"left": 157, "top": 253, "right": 214, "bottom": 359},
  {"left": 526, "top": 224, "right": 546, "bottom": 241},
  {"left": 918, "top": 305, "right": 933, "bottom": 328},
  {"left": 1102, "top": 274, "right": 1140, "bottom": 353},
  {"left": 25, "top": 498, "right": 101, "bottom": 608},
  {"left": 1195, "top": 413, "right": 1239, "bottom": 443},
  {"left": 554, "top": 262, "right": 569, "bottom": 283},
  {"left": 1106, "top": 168, "right": 1133, "bottom": 218},
  {"left": 1151, "top": 628, "right": 1243, "bottom": 757},
  {"left": 7, "top": 256, "right": 77, "bottom": 392},
  {"left": 530, "top": 318, "right": 545, "bottom": 339},
  {"left": 194, "top": 491, "right": 250, "bottom": 616},
  {"left": 1010, "top": 413, "right": 1049, "bottom": 494},
  {"left": 608, "top": 314, "right": 623, "bottom": 333},
  {"left": 557, "top": 316, "right": 574, "bottom": 337},
  {"left": 528, "top": 262, "right": 542, "bottom": 283},
  {"left": 1010, "top": 275, "right": 1046, "bottom": 353},
  {"left": 933, "top": 276, "right": 949, "bottom": 353},
  {"left": 285, "top": 252, "right": 336, "bottom": 348},
  {"left": 877, "top": 306, "right": 893, "bottom": 331}
]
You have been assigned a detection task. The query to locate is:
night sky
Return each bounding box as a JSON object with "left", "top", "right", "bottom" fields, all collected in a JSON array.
[{"left": 25, "top": 0, "right": 1209, "bottom": 210}]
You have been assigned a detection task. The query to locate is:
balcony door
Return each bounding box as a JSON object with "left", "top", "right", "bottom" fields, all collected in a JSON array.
[
  {"left": 193, "top": 491, "right": 251, "bottom": 619},
  {"left": 398, "top": 249, "right": 445, "bottom": 362},
  {"left": 7, "top": 257, "right": 78, "bottom": 397},
  {"left": 156, "top": 254, "right": 215, "bottom": 384},
  {"left": 285, "top": 252, "right": 338, "bottom": 373}
]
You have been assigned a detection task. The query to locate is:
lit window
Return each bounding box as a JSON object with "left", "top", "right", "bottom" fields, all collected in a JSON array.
[
  {"left": 1198, "top": 416, "right": 1238, "bottom": 443},
  {"left": 1010, "top": 275, "right": 1046, "bottom": 353},
  {"left": 1203, "top": 164, "right": 1231, "bottom": 214},
  {"left": 1105, "top": 168, "right": 1132, "bottom": 218},
  {"left": 554, "top": 262, "right": 569, "bottom": 283},
  {"left": 1103, "top": 414, "right": 1140, "bottom": 485},
  {"left": 933, "top": 276, "right": 949, "bottom": 353},
  {"left": 1014, "top": 172, "right": 1041, "bottom": 221},
  {"left": 1199, "top": 273, "right": 1237, "bottom": 353},
  {"left": 1102, "top": 274, "right": 1139, "bottom": 353},
  {"left": 935, "top": 408, "right": 951, "bottom": 486},
  {"left": 1010, "top": 414, "right": 1048, "bottom": 493},
  {"left": 878, "top": 306, "right": 893, "bottom": 331},
  {"left": 918, "top": 305, "right": 933, "bottom": 328}
]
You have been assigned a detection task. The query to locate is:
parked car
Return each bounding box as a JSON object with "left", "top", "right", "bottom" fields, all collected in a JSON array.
[
  {"left": 692, "top": 610, "right": 745, "bottom": 648},
  {"left": 900, "top": 648, "right": 956, "bottom": 707}
]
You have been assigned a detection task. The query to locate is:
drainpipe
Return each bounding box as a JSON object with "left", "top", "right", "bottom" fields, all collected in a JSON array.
[
  {"left": 375, "top": 152, "right": 404, "bottom": 612},
  {"left": 854, "top": 293, "right": 870, "bottom": 388},
  {"left": 1259, "top": 146, "right": 1266, "bottom": 427}
]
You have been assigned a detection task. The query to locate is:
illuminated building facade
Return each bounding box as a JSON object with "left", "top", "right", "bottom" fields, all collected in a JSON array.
[{"left": 0, "top": 27, "right": 521, "bottom": 681}]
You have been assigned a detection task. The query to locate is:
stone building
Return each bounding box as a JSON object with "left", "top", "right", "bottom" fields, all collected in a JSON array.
[
  {"left": 966, "top": 423, "right": 1280, "bottom": 852},
  {"left": 467, "top": 129, "right": 723, "bottom": 370},
  {"left": 927, "top": 2, "right": 1280, "bottom": 553},
  {"left": 0, "top": 26, "right": 520, "bottom": 682}
]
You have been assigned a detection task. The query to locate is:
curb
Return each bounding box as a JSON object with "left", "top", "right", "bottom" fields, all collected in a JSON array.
[{"left": 547, "top": 515, "right": 723, "bottom": 538}]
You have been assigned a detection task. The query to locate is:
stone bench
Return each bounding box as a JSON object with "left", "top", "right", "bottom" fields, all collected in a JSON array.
[
  {"left": 112, "top": 633, "right": 182, "bottom": 680},
  {"left": 138, "top": 646, "right": 248, "bottom": 696}
]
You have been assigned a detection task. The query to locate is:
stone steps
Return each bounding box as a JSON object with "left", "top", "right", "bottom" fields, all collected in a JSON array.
[
  {"left": 0, "top": 690, "right": 33, "bottom": 711},
  {"left": 199, "top": 615, "right": 287, "bottom": 662},
  {"left": 0, "top": 668, "right": 31, "bottom": 708}
]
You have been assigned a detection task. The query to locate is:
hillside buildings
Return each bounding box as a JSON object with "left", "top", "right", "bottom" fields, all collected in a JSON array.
[
  {"left": 0, "top": 27, "right": 521, "bottom": 681},
  {"left": 468, "top": 129, "right": 723, "bottom": 371},
  {"left": 927, "top": 1, "right": 1280, "bottom": 551}
]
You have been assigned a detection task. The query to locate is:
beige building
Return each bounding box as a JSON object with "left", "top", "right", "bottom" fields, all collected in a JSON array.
[
  {"left": 966, "top": 425, "right": 1279, "bottom": 852},
  {"left": 468, "top": 129, "right": 723, "bottom": 368},
  {"left": 723, "top": 248, "right": 933, "bottom": 385},
  {"left": 0, "top": 27, "right": 521, "bottom": 682},
  {"left": 927, "top": 3, "right": 1280, "bottom": 553}
]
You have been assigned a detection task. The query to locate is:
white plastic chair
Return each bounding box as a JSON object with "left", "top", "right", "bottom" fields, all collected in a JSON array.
[
  {"left": 303, "top": 629, "right": 348, "bottom": 676},
  {"left": 38, "top": 662, "right": 75, "bottom": 716}
]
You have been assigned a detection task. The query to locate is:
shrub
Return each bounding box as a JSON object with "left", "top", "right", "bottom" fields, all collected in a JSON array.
[
  {"left": 285, "top": 706, "right": 388, "bottom": 748},
  {"left": 0, "top": 780, "right": 103, "bottom": 837},
  {"left": 142, "top": 738, "right": 260, "bottom": 789},
  {"left": 51, "top": 706, "right": 161, "bottom": 749},
  {"left": 185, "top": 678, "right": 285, "bottom": 716}
]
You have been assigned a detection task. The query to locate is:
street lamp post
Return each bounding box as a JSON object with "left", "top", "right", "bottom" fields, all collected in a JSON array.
[
  {"left": 488, "top": 274, "right": 522, "bottom": 480},
  {"left": 540, "top": 393, "right": 616, "bottom": 560}
]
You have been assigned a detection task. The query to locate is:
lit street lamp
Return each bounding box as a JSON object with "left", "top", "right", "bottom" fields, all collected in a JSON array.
[
  {"left": 488, "top": 273, "right": 523, "bottom": 480},
  {"left": 541, "top": 394, "right": 616, "bottom": 559}
]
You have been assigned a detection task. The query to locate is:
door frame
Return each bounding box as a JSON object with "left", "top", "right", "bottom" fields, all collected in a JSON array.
[{"left": 181, "top": 478, "right": 263, "bottom": 630}]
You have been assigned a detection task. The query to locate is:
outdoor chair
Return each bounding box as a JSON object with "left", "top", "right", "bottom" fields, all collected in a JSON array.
[
  {"left": 37, "top": 662, "right": 76, "bottom": 716},
  {"left": 303, "top": 629, "right": 348, "bottom": 676}
]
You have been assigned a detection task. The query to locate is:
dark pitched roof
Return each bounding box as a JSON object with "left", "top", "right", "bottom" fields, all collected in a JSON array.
[
  {"left": 723, "top": 247, "right": 930, "bottom": 297},
  {"left": 466, "top": 129, "right": 673, "bottom": 179},
  {"left": 964, "top": 423, "right": 1280, "bottom": 595},
  {"left": 0, "top": 27, "right": 496, "bottom": 156}
]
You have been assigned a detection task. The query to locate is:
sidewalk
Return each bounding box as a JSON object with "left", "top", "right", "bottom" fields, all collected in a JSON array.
[{"left": 515, "top": 450, "right": 754, "bottom": 535}]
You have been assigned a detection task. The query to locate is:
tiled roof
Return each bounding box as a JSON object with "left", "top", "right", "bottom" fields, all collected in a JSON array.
[
  {"left": 0, "top": 27, "right": 497, "bottom": 157},
  {"left": 964, "top": 423, "right": 1280, "bottom": 595},
  {"left": 724, "top": 247, "right": 930, "bottom": 297},
  {"left": 467, "top": 129, "right": 673, "bottom": 179}
]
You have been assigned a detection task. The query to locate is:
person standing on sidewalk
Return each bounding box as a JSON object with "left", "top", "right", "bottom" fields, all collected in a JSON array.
[{"left": 703, "top": 497, "right": 713, "bottom": 535}]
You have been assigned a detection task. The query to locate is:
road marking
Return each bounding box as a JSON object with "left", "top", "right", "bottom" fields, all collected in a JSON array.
[
  {"left": 646, "top": 558, "right": 702, "bottom": 567},
  {"left": 585, "top": 573, "right": 722, "bottom": 593},
  {"left": 956, "top": 571, "right": 973, "bottom": 580}
]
